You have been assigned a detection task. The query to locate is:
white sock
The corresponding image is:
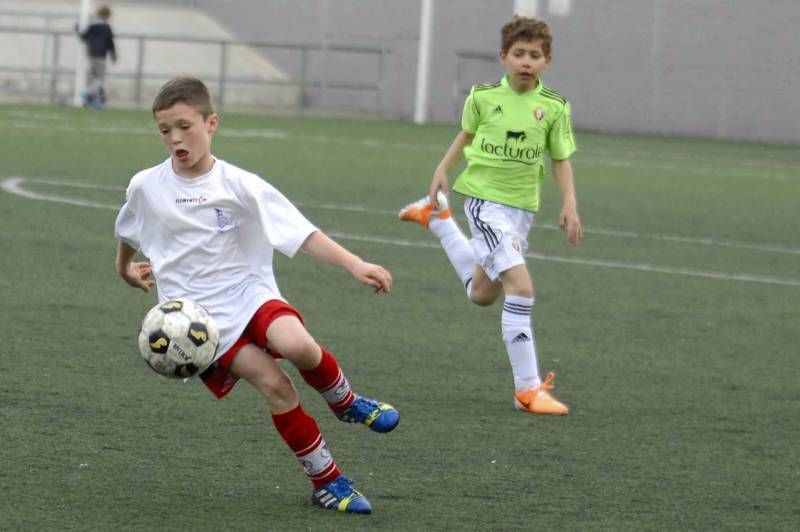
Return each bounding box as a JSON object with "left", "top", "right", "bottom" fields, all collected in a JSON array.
[
  {"left": 501, "top": 295, "right": 541, "bottom": 390},
  {"left": 429, "top": 216, "right": 476, "bottom": 296}
]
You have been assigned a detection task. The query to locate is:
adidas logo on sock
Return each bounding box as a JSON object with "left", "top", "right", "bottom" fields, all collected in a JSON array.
[{"left": 511, "top": 332, "right": 530, "bottom": 343}]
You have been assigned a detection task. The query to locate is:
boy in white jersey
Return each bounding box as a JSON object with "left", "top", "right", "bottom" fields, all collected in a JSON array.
[
  {"left": 115, "top": 77, "right": 398, "bottom": 514},
  {"left": 400, "top": 16, "right": 582, "bottom": 415}
]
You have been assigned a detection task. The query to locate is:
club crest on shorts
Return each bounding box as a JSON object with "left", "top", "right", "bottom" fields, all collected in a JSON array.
[{"left": 511, "top": 236, "right": 521, "bottom": 253}]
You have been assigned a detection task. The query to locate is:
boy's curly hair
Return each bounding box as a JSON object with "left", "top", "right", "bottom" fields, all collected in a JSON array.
[
  {"left": 152, "top": 77, "right": 215, "bottom": 118},
  {"left": 501, "top": 16, "right": 553, "bottom": 56}
]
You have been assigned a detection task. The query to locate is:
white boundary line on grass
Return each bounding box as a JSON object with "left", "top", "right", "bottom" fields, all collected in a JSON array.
[
  {"left": 2, "top": 176, "right": 799, "bottom": 287},
  {"left": 327, "top": 232, "right": 800, "bottom": 287},
  {"left": 2, "top": 120, "right": 797, "bottom": 181},
  {"left": 8, "top": 176, "right": 800, "bottom": 256}
]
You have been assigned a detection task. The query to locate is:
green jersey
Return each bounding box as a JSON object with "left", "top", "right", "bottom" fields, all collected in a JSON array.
[{"left": 453, "top": 75, "right": 576, "bottom": 212}]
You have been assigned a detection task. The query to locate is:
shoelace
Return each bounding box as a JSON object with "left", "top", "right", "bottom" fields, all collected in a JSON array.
[
  {"left": 324, "top": 476, "right": 357, "bottom": 498},
  {"left": 347, "top": 397, "right": 379, "bottom": 420},
  {"left": 402, "top": 197, "right": 433, "bottom": 211},
  {"left": 539, "top": 371, "right": 557, "bottom": 391}
]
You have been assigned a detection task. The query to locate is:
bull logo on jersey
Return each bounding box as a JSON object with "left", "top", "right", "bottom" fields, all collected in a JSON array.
[{"left": 506, "top": 130, "right": 527, "bottom": 143}]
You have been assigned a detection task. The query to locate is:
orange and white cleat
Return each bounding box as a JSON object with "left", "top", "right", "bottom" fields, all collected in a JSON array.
[
  {"left": 513, "top": 372, "right": 569, "bottom": 415},
  {"left": 399, "top": 191, "right": 451, "bottom": 229}
]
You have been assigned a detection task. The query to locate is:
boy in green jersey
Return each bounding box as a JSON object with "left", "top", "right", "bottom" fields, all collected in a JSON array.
[{"left": 399, "top": 16, "right": 582, "bottom": 415}]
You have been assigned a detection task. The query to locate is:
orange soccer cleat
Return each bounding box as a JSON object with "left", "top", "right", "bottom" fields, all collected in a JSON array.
[
  {"left": 513, "top": 372, "right": 569, "bottom": 415},
  {"left": 398, "top": 191, "right": 451, "bottom": 229}
]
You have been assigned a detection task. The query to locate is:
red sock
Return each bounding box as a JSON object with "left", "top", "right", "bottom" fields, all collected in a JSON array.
[
  {"left": 299, "top": 348, "right": 355, "bottom": 414},
  {"left": 271, "top": 404, "right": 340, "bottom": 488}
]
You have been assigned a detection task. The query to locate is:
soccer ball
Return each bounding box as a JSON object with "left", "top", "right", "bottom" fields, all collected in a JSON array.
[{"left": 138, "top": 298, "right": 219, "bottom": 379}]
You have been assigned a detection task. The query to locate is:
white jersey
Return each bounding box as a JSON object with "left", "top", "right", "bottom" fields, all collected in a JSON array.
[{"left": 115, "top": 157, "right": 317, "bottom": 359}]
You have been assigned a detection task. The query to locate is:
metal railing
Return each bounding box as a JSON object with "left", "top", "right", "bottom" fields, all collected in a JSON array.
[{"left": 0, "top": 23, "right": 388, "bottom": 113}]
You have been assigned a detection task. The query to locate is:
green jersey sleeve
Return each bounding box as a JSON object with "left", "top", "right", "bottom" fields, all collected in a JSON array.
[
  {"left": 547, "top": 102, "right": 576, "bottom": 160},
  {"left": 461, "top": 88, "right": 479, "bottom": 134}
]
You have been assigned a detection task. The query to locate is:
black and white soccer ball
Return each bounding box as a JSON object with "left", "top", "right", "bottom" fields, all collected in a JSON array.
[{"left": 137, "top": 298, "right": 219, "bottom": 379}]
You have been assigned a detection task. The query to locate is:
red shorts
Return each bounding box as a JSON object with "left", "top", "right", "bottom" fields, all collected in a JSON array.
[{"left": 200, "top": 299, "right": 304, "bottom": 399}]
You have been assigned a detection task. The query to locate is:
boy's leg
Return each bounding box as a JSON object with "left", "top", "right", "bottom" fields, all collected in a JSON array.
[
  {"left": 499, "top": 265, "right": 568, "bottom": 415},
  {"left": 299, "top": 347, "right": 399, "bottom": 433},
  {"left": 247, "top": 301, "right": 399, "bottom": 433},
  {"left": 468, "top": 265, "right": 504, "bottom": 306},
  {"left": 85, "top": 59, "right": 103, "bottom": 104},
  {"left": 230, "top": 344, "right": 371, "bottom": 513},
  {"left": 499, "top": 264, "right": 540, "bottom": 390},
  {"left": 465, "top": 200, "right": 567, "bottom": 415},
  {"left": 400, "top": 193, "right": 477, "bottom": 297}
]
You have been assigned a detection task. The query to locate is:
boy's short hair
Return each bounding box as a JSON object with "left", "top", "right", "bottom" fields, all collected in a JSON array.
[
  {"left": 97, "top": 6, "right": 111, "bottom": 19},
  {"left": 152, "top": 77, "right": 215, "bottom": 118},
  {"left": 501, "top": 16, "right": 553, "bottom": 56}
]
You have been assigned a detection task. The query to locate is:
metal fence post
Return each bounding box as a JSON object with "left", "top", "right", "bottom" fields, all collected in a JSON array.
[
  {"left": 48, "top": 33, "right": 61, "bottom": 104},
  {"left": 376, "top": 45, "right": 386, "bottom": 115},
  {"left": 218, "top": 41, "right": 228, "bottom": 111},
  {"left": 134, "top": 36, "right": 145, "bottom": 107},
  {"left": 299, "top": 46, "right": 308, "bottom": 108}
]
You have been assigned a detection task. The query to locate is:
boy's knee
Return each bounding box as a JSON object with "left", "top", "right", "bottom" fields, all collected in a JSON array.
[
  {"left": 469, "top": 292, "right": 497, "bottom": 306},
  {"left": 468, "top": 278, "right": 503, "bottom": 306},
  {"left": 255, "top": 371, "right": 297, "bottom": 404},
  {"left": 278, "top": 336, "right": 321, "bottom": 367},
  {"left": 506, "top": 287, "right": 534, "bottom": 298}
]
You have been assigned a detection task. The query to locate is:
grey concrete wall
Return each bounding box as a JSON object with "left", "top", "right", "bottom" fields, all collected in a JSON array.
[
  {"left": 543, "top": 1, "right": 800, "bottom": 144},
  {"left": 142, "top": 0, "right": 800, "bottom": 144}
]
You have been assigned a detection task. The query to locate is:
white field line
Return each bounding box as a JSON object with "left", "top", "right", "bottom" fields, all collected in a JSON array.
[
  {"left": 2, "top": 176, "right": 799, "bottom": 288},
  {"left": 299, "top": 201, "right": 800, "bottom": 256},
  {"left": 1, "top": 176, "right": 120, "bottom": 210},
  {"left": 4, "top": 113, "right": 795, "bottom": 171},
  {"left": 328, "top": 232, "right": 800, "bottom": 288},
  {"left": 2, "top": 120, "right": 797, "bottom": 181},
  {"left": 11, "top": 177, "right": 799, "bottom": 256}
]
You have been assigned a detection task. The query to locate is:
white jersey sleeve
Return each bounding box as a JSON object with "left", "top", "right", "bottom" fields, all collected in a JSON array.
[
  {"left": 240, "top": 173, "right": 316, "bottom": 258},
  {"left": 114, "top": 174, "right": 147, "bottom": 250}
]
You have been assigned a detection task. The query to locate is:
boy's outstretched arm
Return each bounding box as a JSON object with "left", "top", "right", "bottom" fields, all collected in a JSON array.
[
  {"left": 551, "top": 158, "right": 583, "bottom": 246},
  {"left": 115, "top": 240, "right": 155, "bottom": 292},
  {"left": 300, "top": 231, "right": 392, "bottom": 293},
  {"left": 430, "top": 131, "right": 473, "bottom": 208}
]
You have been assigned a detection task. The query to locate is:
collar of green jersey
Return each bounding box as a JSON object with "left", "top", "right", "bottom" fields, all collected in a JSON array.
[{"left": 501, "top": 74, "right": 544, "bottom": 97}]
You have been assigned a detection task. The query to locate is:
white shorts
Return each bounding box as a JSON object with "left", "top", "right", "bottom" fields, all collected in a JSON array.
[{"left": 463, "top": 197, "right": 534, "bottom": 281}]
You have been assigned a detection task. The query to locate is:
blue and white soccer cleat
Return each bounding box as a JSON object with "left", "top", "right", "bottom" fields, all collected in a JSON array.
[
  {"left": 337, "top": 395, "right": 400, "bottom": 433},
  {"left": 312, "top": 475, "right": 372, "bottom": 514}
]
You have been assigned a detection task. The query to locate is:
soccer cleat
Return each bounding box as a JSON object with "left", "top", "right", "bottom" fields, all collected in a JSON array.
[
  {"left": 513, "top": 372, "right": 569, "bottom": 415},
  {"left": 338, "top": 395, "right": 400, "bottom": 433},
  {"left": 312, "top": 475, "right": 372, "bottom": 514},
  {"left": 398, "top": 191, "right": 451, "bottom": 229}
]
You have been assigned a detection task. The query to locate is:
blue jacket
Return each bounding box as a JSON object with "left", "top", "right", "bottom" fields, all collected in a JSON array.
[{"left": 79, "top": 19, "right": 116, "bottom": 60}]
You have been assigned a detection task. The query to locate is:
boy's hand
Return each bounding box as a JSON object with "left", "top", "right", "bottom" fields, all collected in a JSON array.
[
  {"left": 121, "top": 261, "right": 156, "bottom": 292},
  {"left": 429, "top": 168, "right": 450, "bottom": 209},
  {"left": 559, "top": 204, "right": 583, "bottom": 246},
  {"left": 350, "top": 261, "right": 392, "bottom": 294}
]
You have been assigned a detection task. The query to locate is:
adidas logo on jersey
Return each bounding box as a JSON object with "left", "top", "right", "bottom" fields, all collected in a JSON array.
[{"left": 492, "top": 105, "right": 503, "bottom": 114}]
